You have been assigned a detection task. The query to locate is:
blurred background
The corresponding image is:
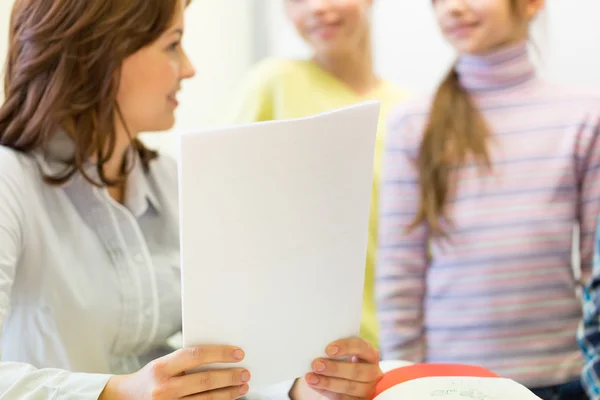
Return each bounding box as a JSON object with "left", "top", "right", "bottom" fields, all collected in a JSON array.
[{"left": 1, "top": 0, "right": 600, "bottom": 157}]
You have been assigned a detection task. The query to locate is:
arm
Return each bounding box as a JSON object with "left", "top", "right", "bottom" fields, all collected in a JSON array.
[
  {"left": 0, "top": 151, "right": 112, "bottom": 399},
  {"left": 578, "top": 111, "right": 600, "bottom": 285},
  {"left": 376, "top": 112, "right": 428, "bottom": 363},
  {"left": 577, "top": 111, "right": 600, "bottom": 399},
  {"left": 0, "top": 152, "right": 251, "bottom": 400}
]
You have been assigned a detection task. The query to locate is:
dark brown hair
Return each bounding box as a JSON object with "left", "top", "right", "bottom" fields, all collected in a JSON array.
[
  {"left": 0, "top": 0, "right": 188, "bottom": 186},
  {"left": 410, "top": 0, "right": 526, "bottom": 237}
]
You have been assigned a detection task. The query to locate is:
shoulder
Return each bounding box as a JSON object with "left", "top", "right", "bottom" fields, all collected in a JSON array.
[
  {"left": 374, "top": 80, "right": 414, "bottom": 119},
  {"left": 0, "top": 145, "right": 22, "bottom": 171},
  {"left": 148, "top": 152, "right": 178, "bottom": 185},
  {"left": 386, "top": 93, "right": 434, "bottom": 149},
  {"left": 0, "top": 146, "right": 32, "bottom": 187},
  {"left": 243, "top": 57, "right": 308, "bottom": 88},
  {"left": 538, "top": 82, "right": 600, "bottom": 138},
  {"left": 529, "top": 80, "right": 600, "bottom": 115},
  {"left": 146, "top": 152, "right": 179, "bottom": 216},
  {"left": 230, "top": 58, "right": 314, "bottom": 123},
  {"left": 377, "top": 80, "right": 414, "bottom": 103},
  {"left": 536, "top": 79, "right": 600, "bottom": 101},
  {"left": 0, "top": 146, "right": 35, "bottom": 219},
  {"left": 389, "top": 93, "right": 433, "bottom": 127}
]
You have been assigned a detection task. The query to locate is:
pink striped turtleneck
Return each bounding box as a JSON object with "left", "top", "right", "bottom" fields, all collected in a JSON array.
[{"left": 377, "top": 41, "right": 600, "bottom": 388}]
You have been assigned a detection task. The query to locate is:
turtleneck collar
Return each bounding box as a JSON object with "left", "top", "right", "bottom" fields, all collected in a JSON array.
[{"left": 456, "top": 41, "right": 536, "bottom": 92}]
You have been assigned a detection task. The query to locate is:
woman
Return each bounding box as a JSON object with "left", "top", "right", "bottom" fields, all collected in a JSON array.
[
  {"left": 377, "top": 0, "right": 599, "bottom": 398},
  {"left": 0, "top": 0, "right": 382, "bottom": 398},
  {"left": 230, "top": 0, "right": 410, "bottom": 349}
]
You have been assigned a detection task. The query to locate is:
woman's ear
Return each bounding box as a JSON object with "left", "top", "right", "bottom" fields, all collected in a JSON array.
[{"left": 525, "top": 0, "right": 545, "bottom": 21}]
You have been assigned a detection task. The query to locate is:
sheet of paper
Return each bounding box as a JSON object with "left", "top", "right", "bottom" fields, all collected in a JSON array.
[
  {"left": 374, "top": 377, "right": 540, "bottom": 400},
  {"left": 178, "top": 101, "right": 381, "bottom": 391}
]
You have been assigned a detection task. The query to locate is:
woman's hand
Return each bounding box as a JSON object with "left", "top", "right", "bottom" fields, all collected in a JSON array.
[
  {"left": 292, "top": 338, "right": 383, "bottom": 400},
  {"left": 99, "top": 345, "right": 251, "bottom": 400}
]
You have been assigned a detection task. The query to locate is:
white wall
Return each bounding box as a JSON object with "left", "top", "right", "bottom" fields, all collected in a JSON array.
[
  {"left": 262, "top": 0, "right": 600, "bottom": 93},
  {"left": 142, "top": 0, "right": 257, "bottom": 157},
  {"left": 543, "top": 0, "right": 600, "bottom": 90},
  {"left": 0, "top": 0, "right": 258, "bottom": 158}
]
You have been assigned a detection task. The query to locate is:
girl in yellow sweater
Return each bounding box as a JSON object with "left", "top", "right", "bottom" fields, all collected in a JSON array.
[{"left": 230, "top": 0, "right": 410, "bottom": 348}]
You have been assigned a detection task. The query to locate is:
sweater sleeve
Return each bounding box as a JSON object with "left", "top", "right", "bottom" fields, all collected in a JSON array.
[
  {"left": 0, "top": 148, "right": 112, "bottom": 399},
  {"left": 576, "top": 108, "right": 600, "bottom": 400},
  {"left": 376, "top": 109, "right": 429, "bottom": 362}
]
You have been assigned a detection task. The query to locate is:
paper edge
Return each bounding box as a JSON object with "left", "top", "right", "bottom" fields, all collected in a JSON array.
[{"left": 176, "top": 100, "right": 381, "bottom": 138}]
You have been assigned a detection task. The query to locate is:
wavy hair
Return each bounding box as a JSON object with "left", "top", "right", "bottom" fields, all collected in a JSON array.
[{"left": 0, "top": 0, "right": 189, "bottom": 185}]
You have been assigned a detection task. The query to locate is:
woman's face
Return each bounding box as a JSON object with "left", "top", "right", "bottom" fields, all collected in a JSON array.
[
  {"left": 433, "top": 0, "right": 543, "bottom": 55},
  {"left": 116, "top": 0, "right": 196, "bottom": 135},
  {"left": 286, "top": 0, "right": 373, "bottom": 58}
]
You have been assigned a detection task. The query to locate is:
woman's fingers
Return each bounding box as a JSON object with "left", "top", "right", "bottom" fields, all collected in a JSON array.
[
  {"left": 308, "top": 338, "right": 383, "bottom": 399},
  {"left": 173, "top": 368, "right": 251, "bottom": 397},
  {"left": 185, "top": 384, "right": 250, "bottom": 400},
  {"left": 305, "top": 373, "right": 374, "bottom": 398},
  {"left": 152, "top": 346, "right": 245, "bottom": 378},
  {"left": 311, "top": 358, "right": 381, "bottom": 382},
  {"left": 325, "top": 338, "right": 379, "bottom": 364}
]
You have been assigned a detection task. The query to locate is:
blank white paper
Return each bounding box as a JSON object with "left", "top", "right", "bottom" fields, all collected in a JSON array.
[{"left": 178, "top": 101, "right": 381, "bottom": 391}]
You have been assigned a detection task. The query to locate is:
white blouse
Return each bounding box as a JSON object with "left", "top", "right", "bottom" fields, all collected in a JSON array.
[{"left": 0, "top": 132, "right": 182, "bottom": 398}]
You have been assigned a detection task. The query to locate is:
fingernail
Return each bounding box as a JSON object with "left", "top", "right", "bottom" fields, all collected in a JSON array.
[
  {"left": 239, "top": 384, "right": 249, "bottom": 395},
  {"left": 326, "top": 345, "right": 339, "bottom": 356},
  {"left": 313, "top": 361, "right": 326, "bottom": 372},
  {"left": 241, "top": 371, "right": 251, "bottom": 382},
  {"left": 233, "top": 349, "right": 245, "bottom": 360},
  {"left": 307, "top": 374, "right": 320, "bottom": 385}
]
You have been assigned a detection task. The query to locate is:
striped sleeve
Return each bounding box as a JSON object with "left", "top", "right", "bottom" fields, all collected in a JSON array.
[
  {"left": 578, "top": 110, "right": 600, "bottom": 283},
  {"left": 0, "top": 149, "right": 112, "bottom": 399},
  {"left": 577, "top": 109, "right": 600, "bottom": 399},
  {"left": 376, "top": 111, "right": 428, "bottom": 362}
]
